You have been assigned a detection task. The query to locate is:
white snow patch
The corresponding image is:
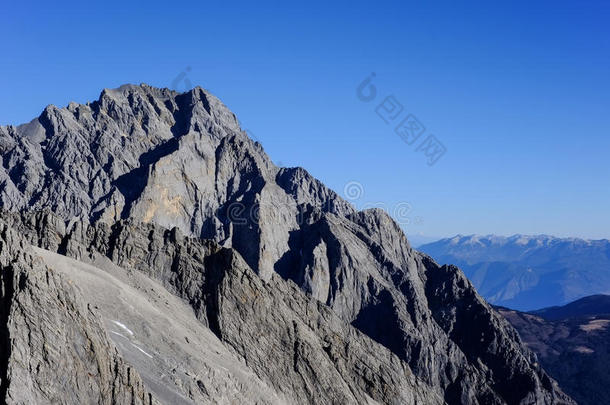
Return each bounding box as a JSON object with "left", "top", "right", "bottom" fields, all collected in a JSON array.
[
  {"left": 110, "top": 330, "right": 128, "bottom": 340},
  {"left": 133, "top": 344, "right": 154, "bottom": 358},
  {"left": 112, "top": 320, "right": 134, "bottom": 336}
]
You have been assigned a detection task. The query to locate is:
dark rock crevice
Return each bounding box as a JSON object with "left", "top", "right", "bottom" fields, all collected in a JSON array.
[{"left": 0, "top": 265, "right": 15, "bottom": 401}]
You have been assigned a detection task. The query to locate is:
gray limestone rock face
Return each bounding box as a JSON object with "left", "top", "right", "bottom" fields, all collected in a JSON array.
[
  {"left": 0, "top": 84, "right": 576, "bottom": 404},
  {"left": 0, "top": 222, "right": 157, "bottom": 405},
  {"left": 1, "top": 209, "right": 574, "bottom": 405},
  {"left": 0, "top": 212, "right": 440, "bottom": 404}
]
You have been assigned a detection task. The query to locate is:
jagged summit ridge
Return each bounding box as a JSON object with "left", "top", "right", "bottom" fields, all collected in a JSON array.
[
  {"left": 0, "top": 84, "right": 573, "bottom": 404},
  {"left": 1, "top": 83, "right": 359, "bottom": 282},
  {"left": 1, "top": 84, "right": 242, "bottom": 218}
]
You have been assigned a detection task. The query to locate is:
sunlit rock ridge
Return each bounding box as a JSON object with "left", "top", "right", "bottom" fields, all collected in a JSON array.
[{"left": 0, "top": 84, "right": 573, "bottom": 404}]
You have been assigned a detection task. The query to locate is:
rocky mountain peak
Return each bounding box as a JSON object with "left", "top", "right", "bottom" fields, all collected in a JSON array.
[{"left": 0, "top": 85, "right": 574, "bottom": 404}]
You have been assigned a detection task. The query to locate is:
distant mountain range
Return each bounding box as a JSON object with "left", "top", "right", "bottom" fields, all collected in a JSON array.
[
  {"left": 499, "top": 294, "right": 610, "bottom": 405},
  {"left": 419, "top": 234, "right": 610, "bottom": 311}
]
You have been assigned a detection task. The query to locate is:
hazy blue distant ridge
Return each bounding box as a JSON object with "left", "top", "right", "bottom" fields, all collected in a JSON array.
[{"left": 419, "top": 234, "right": 610, "bottom": 311}]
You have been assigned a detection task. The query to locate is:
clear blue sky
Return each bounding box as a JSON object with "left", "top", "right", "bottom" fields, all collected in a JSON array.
[{"left": 2, "top": 0, "right": 609, "bottom": 240}]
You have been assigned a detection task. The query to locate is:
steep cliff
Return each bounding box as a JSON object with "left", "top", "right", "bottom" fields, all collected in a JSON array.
[{"left": 0, "top": 84, "right": 573, "bottom": 404}]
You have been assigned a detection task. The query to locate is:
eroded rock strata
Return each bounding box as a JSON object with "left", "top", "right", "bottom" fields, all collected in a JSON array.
[{"left": 0, "top": 85, "right": 573, "bottom": 404}]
